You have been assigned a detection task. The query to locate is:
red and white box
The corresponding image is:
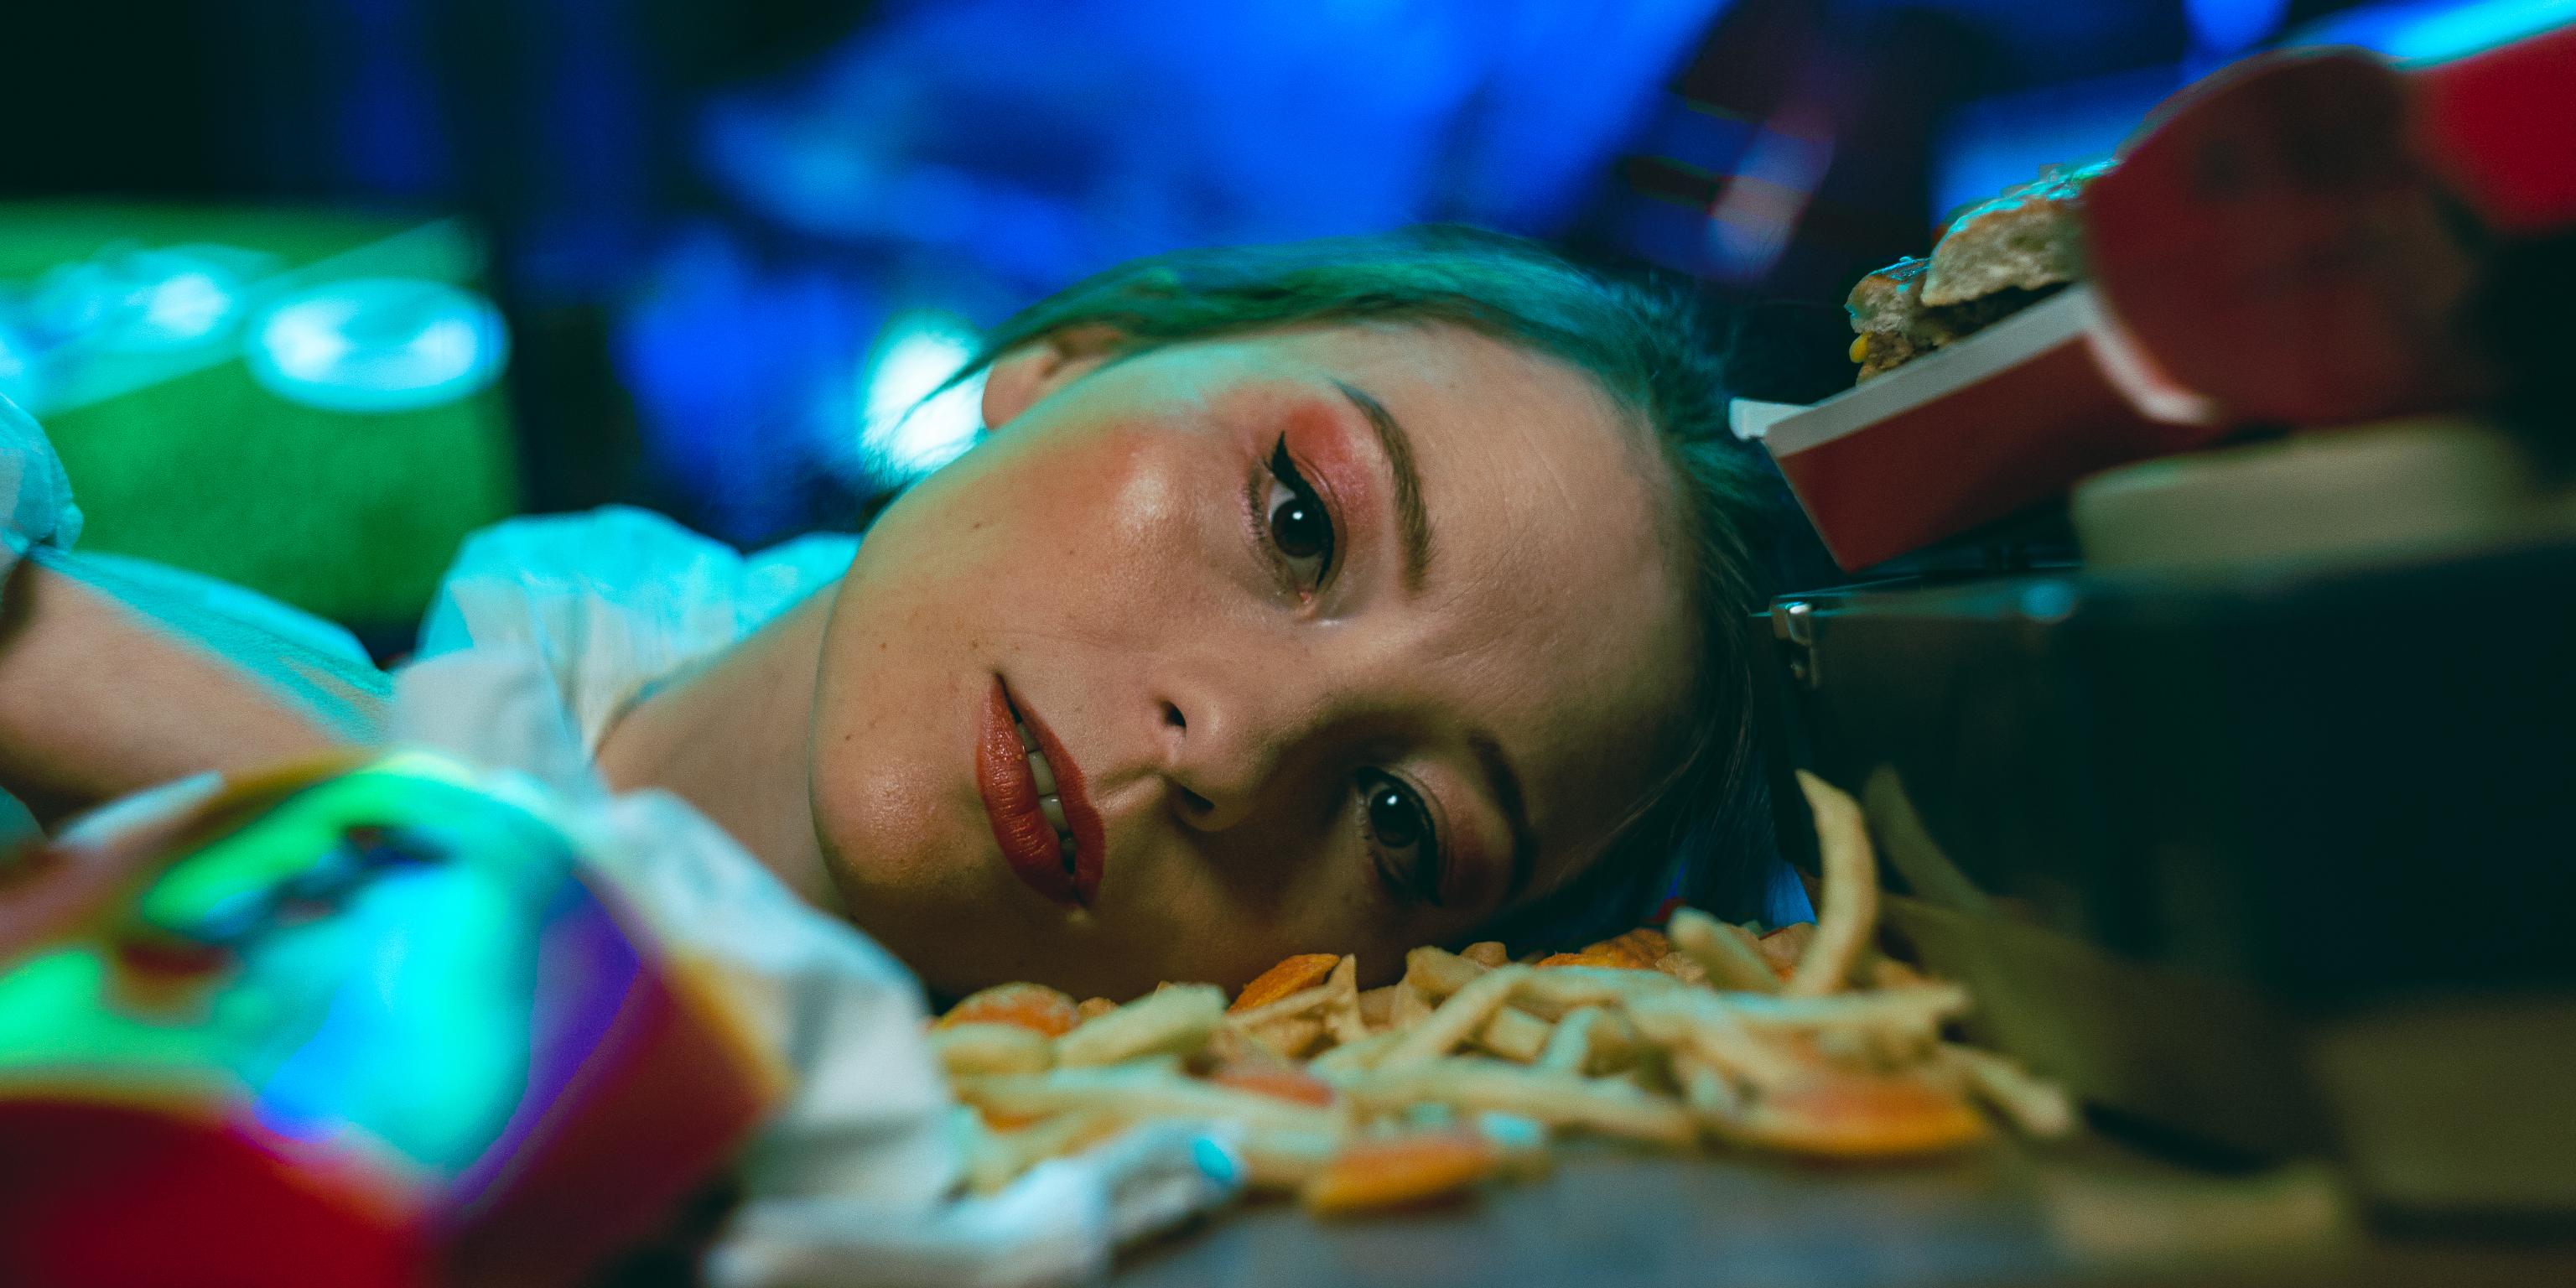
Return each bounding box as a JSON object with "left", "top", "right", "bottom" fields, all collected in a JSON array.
[
  {"left": 1755, "top": 288, "right": 2228, "bottom": 571},
  {"left": 1755, "top": 27, "right": 2576, "bottom": 574}
]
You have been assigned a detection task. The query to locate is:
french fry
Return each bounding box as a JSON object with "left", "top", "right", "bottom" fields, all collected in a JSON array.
[
  {"left": 1211, "top": 1057, "right": 1338, "bottom": 1108},
  {"left": 1538, "top": 1006, "right": 1603, "bottom": 1073},
  {"left": 1706, "top": 1068, "right": 1990, "bottom": 1160},
  {"left": 1460, "top": 941, "right": 1510, "bottom": 969},
  {"left": 1622, "top": 983, "right": 1968, "bottom": 1091},
  {"left": 1513, "top": 963, "right": 1685, "bottom": 1021},
  {"left": 1623, "top": 991, "right": 1809, "bottom": 1090},
  {"left": 1720, "top": 982, "right": 1971, "bottom": 1035},
  {"left": 1815, "top": 1027, "right": 1874, "bottom": 1065},
  {"left": 1532, "top": 951, "right": 1643, "bottom": 969},
  {"left": 1224, "top": 981, "right": 1337, "bottom": 1030},
  {"left": 1471, "top": 1005, "right": 1554, "bottom": 1063},
  {"left": 1310, "top": 1030, "right": 1405, "bottom": 1081},
  {"left": 1619, "top": 927, "right": 1675, "bottom": 960},
  {"left": 1379, "top": 965, "right": 1530, "bottom": 1067},
  {"left": 1943, "top": 1043, "right": 2076, "bottom": 1139},
  {"left": 1057, "top": 983, "right": 1226, "bottom": 1067},
  {"left": 1239, "top": 1128, "right": 1341, "bottom": 1192},
  {"left": 1653, "top": 952, "right": 1710, "bottom": 987},
  {"left": 1358, "top": 984, "right": 1399, "bottom": 1031},
  {"left": 1321, "top": 955, "right": 1370, "bottom": 1046},
  {"left": 1672, "top": 1052, "right": 1741, "bottom": 1125},
  {"left": 958, "top": 1064, "right": 1337, "bottom": 1135},
  {"left": 1402, "top": 945, "right": 1488, "bottom": 1000},
  {"left": 1243, "top": 1015, "right": 1327, "bottom": 1060},
  {"left": 937, "top": 982, "right": 1082, "bottom": 1037},
  {"left": 1301, "top": 1129, "right": 1501, "bottom": 1216},
  {"left": 1787, "top": 771, "right": 1877, "bottom": 996},
  {"left": 966, "top": 1109, "right": 1128, "bottom": 1193},
  {"left": 1233, "top": 953, "right": 1342, "bottom": 1012},
  {"left": 1399, "top": 1102, "right": 1460, "bottom": 1130},
  {"left": 1546, "top": 931, "right": 1666, "bottom": 972},
  {"left": 1352, "top": 1057, "right": 1697, "bottom": 1147},
  {"left": 1669, "top": 906, "right": 1782, "bottom": 995},
  {"left": 1390, "top": 979, "right": 1436, "bottom": 1028},
  {"left": 1532, "top": 1006, "right": 1644, "bottom": 1077},
  {"left": 957, "top": 1112, "right": 1007, "bottom": 1190},
  {"left": 1076, "top": 996, "right": 1120, "bottom": 1022},
  {"left": 929, "top": 1021, "right": 1054, "bottom": 1078},
  {"left": 1757, "top": 923, "right": 1814, "bottom": 978},
  {"left": 1199, "top": 1022, "right": 1270, "bottom": 1068}
]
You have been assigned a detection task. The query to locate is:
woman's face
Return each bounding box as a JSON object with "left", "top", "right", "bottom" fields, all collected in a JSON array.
[{"left": 809, "top": 321, "right": 1699, "bottom": 1000}]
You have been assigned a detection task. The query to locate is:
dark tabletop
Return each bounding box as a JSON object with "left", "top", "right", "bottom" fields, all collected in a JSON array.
[{"left": 1109, "top": 1135, "right": 2575, "bottom": 1288}]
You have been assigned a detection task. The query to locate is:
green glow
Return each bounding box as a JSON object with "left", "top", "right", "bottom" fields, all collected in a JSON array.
[
  {"left": 0, "top": 946, "right": 236, "bottom": 1074},
  {"left": 0, "top": 756, "right": 597, "bottom": 1177},
  {"left": 0, "top": 206, "right": 519, "bottom": 626}
]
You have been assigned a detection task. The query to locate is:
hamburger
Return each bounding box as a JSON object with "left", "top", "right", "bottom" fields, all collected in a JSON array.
[{"left": 1847, "top": 160, "right": 2111, "bottom": 381}]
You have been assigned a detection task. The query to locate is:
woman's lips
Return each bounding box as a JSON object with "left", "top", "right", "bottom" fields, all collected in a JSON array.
[{"left": 975, "top": 677, "right": 1106, "bottom": 908}]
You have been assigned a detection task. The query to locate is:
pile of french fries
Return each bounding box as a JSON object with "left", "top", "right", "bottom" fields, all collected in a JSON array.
[{"left": 930, "top": 772, "right": 2073, "bottom": 1215}]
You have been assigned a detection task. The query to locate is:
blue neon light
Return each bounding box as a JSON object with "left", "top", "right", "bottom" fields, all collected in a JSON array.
[{"left": 2298, "top": 0, "right": 2576, "bottom": 62}]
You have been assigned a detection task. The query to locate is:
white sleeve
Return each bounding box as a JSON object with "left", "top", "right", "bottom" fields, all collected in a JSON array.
[{"left": 0, "top": 393, "right": 83, "bottom": 574}]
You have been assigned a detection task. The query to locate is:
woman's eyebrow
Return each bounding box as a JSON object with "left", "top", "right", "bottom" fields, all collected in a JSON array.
[{"left": 1328, "top": 379, "right": 1433, "bottom": 595}]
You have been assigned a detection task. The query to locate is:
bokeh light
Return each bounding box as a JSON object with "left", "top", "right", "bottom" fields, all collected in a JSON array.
[
  {"left": 247, "top": 278, "right": 509, "bottom": 414},
  {"left": 852, "top": 310, "right": 984, "bottom": 480}
]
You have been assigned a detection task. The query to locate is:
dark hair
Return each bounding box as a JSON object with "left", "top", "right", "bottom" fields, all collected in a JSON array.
[{"left": 955, "top": 226, "right": 1778, "bottom": 948}]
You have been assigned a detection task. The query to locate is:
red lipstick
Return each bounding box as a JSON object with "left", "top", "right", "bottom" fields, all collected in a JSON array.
[{"left": 975, "top": 677, "right": 1106, "bottom": 907}]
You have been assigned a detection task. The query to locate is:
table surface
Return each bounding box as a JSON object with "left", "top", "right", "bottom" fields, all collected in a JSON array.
[{"left": 1109, "top": 1135, "right": 2575, "bottom": 1288}]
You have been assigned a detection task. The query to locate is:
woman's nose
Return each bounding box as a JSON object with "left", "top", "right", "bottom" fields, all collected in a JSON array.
[{"left": 1155, "top": 668, "right": 1321, "bottom": 834}]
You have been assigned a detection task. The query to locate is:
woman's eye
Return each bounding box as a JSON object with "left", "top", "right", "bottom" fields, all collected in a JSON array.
[
  {"left": 1264, "top": 439, "right": 1336, "bottom": 584},
  {"left": 1358, "top": 769, "right": 1443, "bottom": 906}
]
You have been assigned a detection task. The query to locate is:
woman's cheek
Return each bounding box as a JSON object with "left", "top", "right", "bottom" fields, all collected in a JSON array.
[
  {"left": 1078, "top": 454, "right": 1256, "bottom": 623},
  {"left": 1102, "top": 460, "right": 1191, "bottom": 564}
]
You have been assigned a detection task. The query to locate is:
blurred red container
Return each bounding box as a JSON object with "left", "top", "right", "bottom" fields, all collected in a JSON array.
[
  {"left": 1764, "top": 25, "right": 2574, "bottom": 573},
  {"left": 2412, "top": 21, "right": 2576, "bottom": 236},
  {"left": 0, "top": 758, "right": 781, "bottom": 1288}
]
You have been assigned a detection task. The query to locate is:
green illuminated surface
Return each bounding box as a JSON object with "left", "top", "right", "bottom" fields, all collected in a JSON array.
[
  {"left": 0, "top": 203, "right": 519, "bottom": 626},
  {"left": 0, "top": 758, "right": 584, "bottom": 1176}
]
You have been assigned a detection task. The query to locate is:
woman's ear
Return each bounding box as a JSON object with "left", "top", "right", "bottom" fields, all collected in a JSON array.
[{"left": 979, "top": 325, "right": 1126, "bottom": 430}]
